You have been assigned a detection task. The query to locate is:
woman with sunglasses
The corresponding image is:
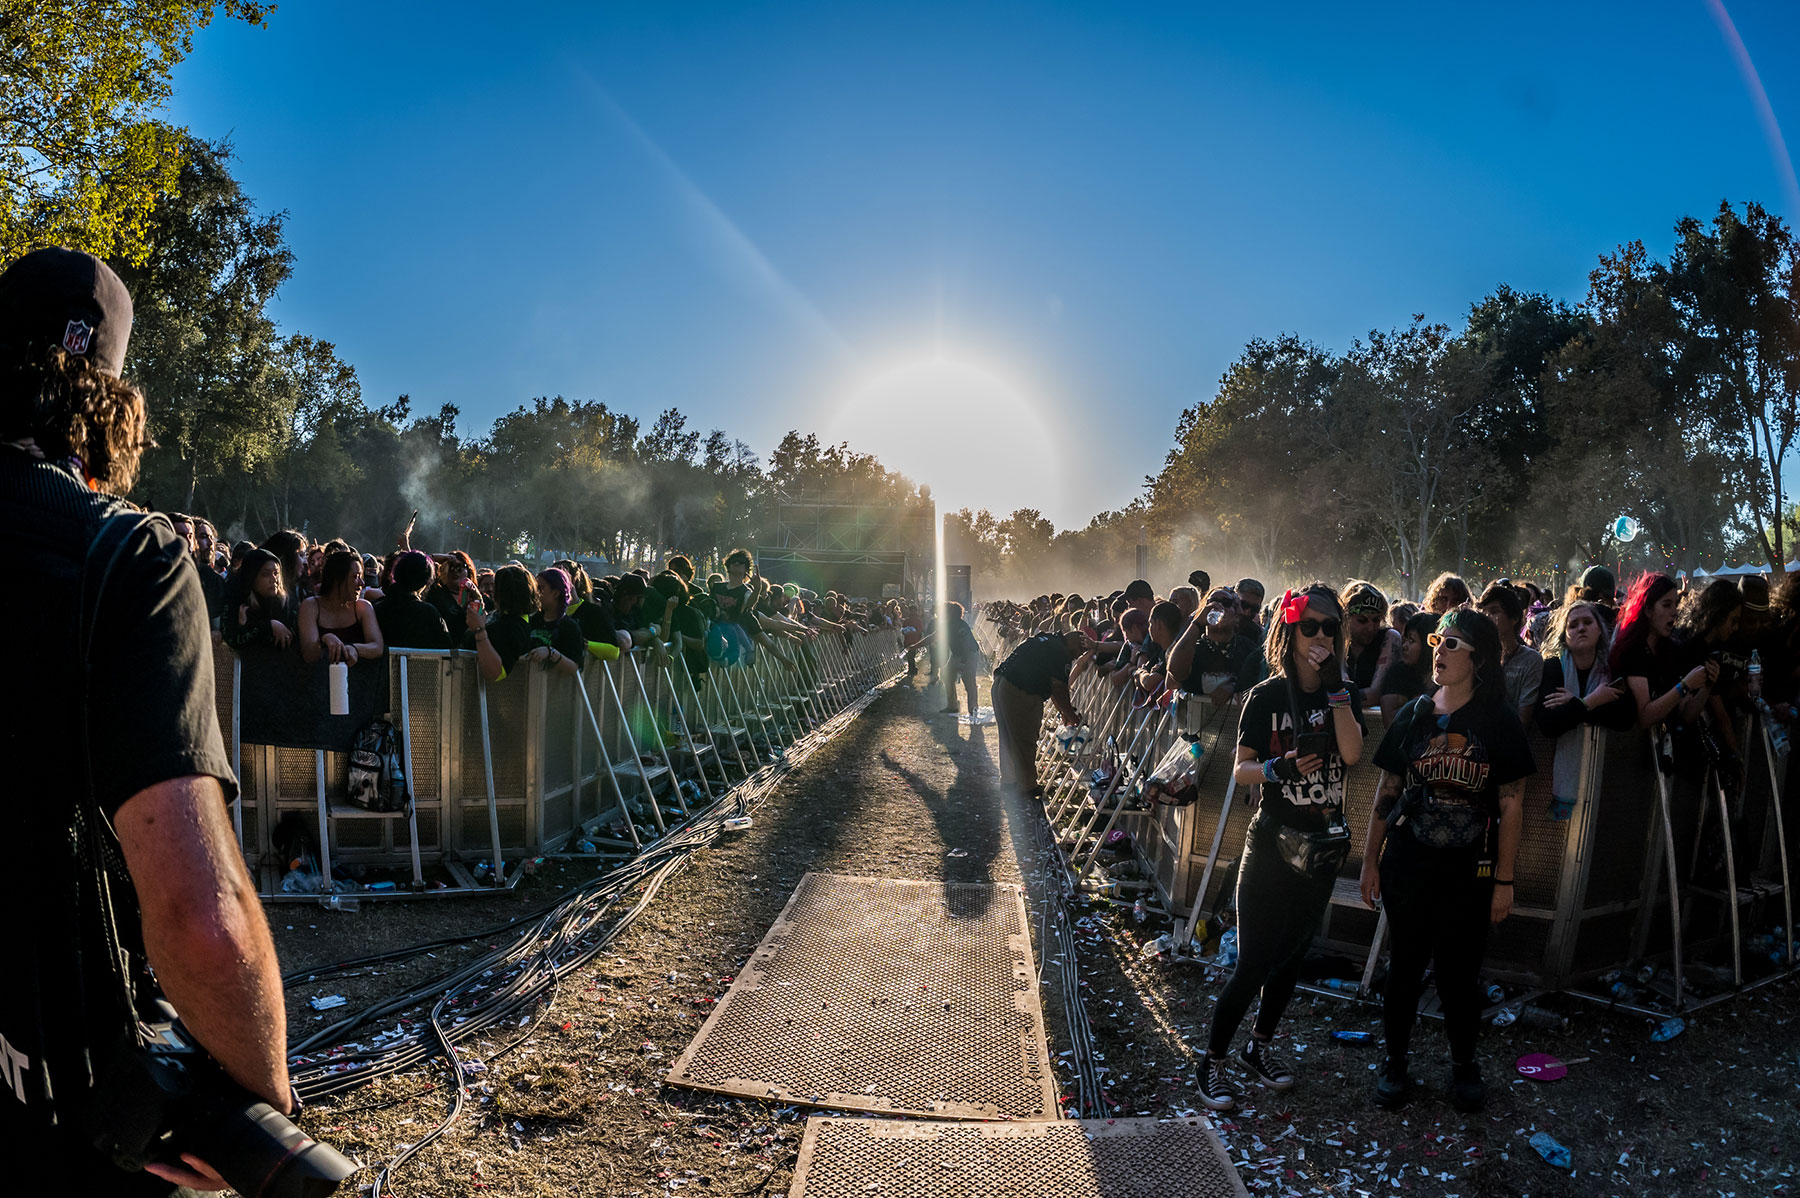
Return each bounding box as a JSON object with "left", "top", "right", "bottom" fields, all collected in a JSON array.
[
  {"left": 1359, "top": 609, "right": 1533, "bottom": 1113},
  {"left": 1195, "top": 582, "right": 1364, "bottom": 1112}
]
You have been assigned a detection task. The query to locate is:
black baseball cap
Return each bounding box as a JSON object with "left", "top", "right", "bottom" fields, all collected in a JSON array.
[{"left": 0, "top": 247, "right": 134, "bottom": 377}]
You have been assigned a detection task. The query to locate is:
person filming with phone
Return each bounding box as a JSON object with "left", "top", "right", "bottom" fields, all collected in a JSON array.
[{"left": 0, "top": 248, "right": 349, "bottom": 1194}]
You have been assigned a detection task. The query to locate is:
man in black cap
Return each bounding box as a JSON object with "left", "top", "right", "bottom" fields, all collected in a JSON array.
[{"left": 1, "top": 248, "right": 297, "bottom": 1192}]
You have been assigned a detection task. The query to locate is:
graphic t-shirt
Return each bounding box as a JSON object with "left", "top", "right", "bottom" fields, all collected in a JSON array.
[
  {"left": 1179, "top": 632, "right": 1263, "bottom": 696},
  {"left": 1236, "top": 675, "right": 1366, "bottom": 821},
  {"left": 1373, "top": 696, "right": 1534, "bottom": 827}
]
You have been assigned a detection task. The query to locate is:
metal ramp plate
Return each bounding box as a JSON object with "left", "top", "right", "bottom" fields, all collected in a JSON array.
[
  {"left": 667, "top": 874, "right": 1055, "bottom": 1119},
  {"left": 788, "top": 1116, "right": 1249, "bottom": 1198}
]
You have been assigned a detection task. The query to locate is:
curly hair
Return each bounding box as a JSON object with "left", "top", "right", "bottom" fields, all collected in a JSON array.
[
  {"left": 1423, "top": 572, "right": 1471, "bottom": 614},
  {"left": 1262, "top": 581, "right": 1345, "bottom": 679},
  {"left": 1675, "top": 578, "right": 1743, "bottom": 644},
  {"left": 1, "top": 346, "right": 149, "bottom": 493}
]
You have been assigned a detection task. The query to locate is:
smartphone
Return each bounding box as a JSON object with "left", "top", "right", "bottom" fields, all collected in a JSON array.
[{"left": 1296, "top": 731, "right": 1334, "bottom": 761}]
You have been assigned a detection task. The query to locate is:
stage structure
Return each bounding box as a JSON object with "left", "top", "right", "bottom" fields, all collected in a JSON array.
[{"left": 757, "top": 491, "right": 936, "bottom": 601}]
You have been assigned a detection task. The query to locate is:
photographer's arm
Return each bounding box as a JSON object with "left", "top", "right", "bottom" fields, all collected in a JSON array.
[{"left": 116, "top": 776, "right": 291, "bottom": 1110}]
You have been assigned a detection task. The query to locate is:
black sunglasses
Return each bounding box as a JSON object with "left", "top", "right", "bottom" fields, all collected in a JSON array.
[{"left": 1296, "top": 618, "right": 1341, "bottom": 638}]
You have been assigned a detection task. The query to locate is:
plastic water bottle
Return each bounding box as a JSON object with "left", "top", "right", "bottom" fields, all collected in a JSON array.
[
  {"left": 1634, "top": 963, "right": 1657, "bottom": 986},
  {"left": 1748, "top": 650, "right": 1763, "bottom": 701},
  {"left": 1484, "top": 984, "right": 1505, "bottom": 1004},
  {"left": 323, "top": 895, "right": 360, "bottom": 913},
  {"left": 1140, "top": 933, "right": 1172, "bottom": 961},
  {"left": 722, "top": 816, "right": 754, "bottom": 832},
  {"left": 1517, "top": 1005, "right": 1569, "bottom": 1031},
  {"left": 1206, "top": 609, "right": 1224, "bottom": 627},
  {"left": 1132, "top": 897, "right": 1148, "bottom": 923},
  {"left": 1319, "top": 978, "right": 1360, "bottom": 994}
]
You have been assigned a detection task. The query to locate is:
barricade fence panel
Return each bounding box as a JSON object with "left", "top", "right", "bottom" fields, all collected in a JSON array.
[
  {"left": 977, "top": 602, "right": 1796, "bottom": 1002},
  {"left": 214, "top": 629, "right": 904, "bottom": 894}
]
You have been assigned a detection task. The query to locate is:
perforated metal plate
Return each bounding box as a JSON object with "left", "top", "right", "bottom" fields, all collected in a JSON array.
[
  {"left": 788, "top": 1116, "right": 1249, "bottom": 1198},
  {"left": 667, "top": 874, "right": 1055, "bottom": 1119}
]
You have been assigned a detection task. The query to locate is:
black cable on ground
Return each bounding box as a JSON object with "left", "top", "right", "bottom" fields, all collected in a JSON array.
[{"left": 288, "top": 669, "right": 895, "bottom": 1195}]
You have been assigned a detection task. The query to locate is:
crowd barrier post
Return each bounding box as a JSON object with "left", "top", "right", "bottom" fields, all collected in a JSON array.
[
  {"left": 599, "top": 657, "right": 669, "bottom": 836},
  {"left": 651, "top": 649, "right": 716, "bottom": 808},
  {"left": 704, "top": 668, "right": 756, "bottom": 777},
  {"left": 230, "top": 654, "right": 245, "bottom": 851},
  {"left": 1707, "top": 756, "right": 1746, "bottom": 988},
  {"left": 1178, "top": 726, "right": 1240, "bottom": 950},
  {"left": 631, "top": 650, "right": 689, "bottom": 817},
  {"left": 474, "top": 674, "right": 508, "bottom": 886},
  {"left": 1073, "top": 701, "right": 1170, "bottom": 877},
  {"left": 574, "top": 671, "right": 644, "bottom": 852},
  {"left": 397, "top": 655, "right": 425, "bottom": 887},
  {"left": 1760, "top": 719, "right": 1795, "bottom": 969}
]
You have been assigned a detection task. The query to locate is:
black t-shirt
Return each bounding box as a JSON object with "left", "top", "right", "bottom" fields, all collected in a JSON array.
[
  {"left": 1179, "top": 632, "right": 1262, "bottom": 696},
  {"left": 673, "top": 604, "right": 710, "bottom": 677},
  {"left": 425, "top": 580, "right": 467, "bottom": 629},
  {"left": 196, "top": 562, "right": 225, "bottom": 622},
  {"left": 1237, "top": 675, "right": 1366, "bottom": 822},
  {"left": 571, "top": 596, "right": 625, "bottom": 651},
  {"left": 947, "top": 617, "right": 981, "bottom": 661},
  {"left": 1374, "top": 695, "right": 1535, "bottom": 822},
  {"left": 2, "top": 450, "right": 237, "bottom": 1193},
  {"left": 1346, "top": 629, "right": 1396, "bottom": 691},
  {"left": 1615, "top": 639, "right": 1682, "bottom": 698},
  {"left": 995, "top": 633, "right": 1074, "bottom": 699},
  {"left": 529, "top": 612, "right": 587, "bottom": 667},
  {"left": 466, "top": 613, "right": 534, "bottom": 678},
  {"left": 374, "top": 592, "right": 452, "bottom": 650}
]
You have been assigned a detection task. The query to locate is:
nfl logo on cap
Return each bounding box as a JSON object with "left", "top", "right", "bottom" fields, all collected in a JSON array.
[{"left": 63, "top": 318, "right": 94, "bottom": 356}]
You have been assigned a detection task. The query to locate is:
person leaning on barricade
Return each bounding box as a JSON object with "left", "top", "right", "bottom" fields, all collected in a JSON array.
[
  {"left": 0, "top": 248, "right": 342, "bottom": 1192},
  {"left": 991, "top": 625, "right": 1087, "bottom": 797},
  {"left": 1360, "top": 608, "right": 1533, "bottom": 1114},
  {"left": 1194, "top": 583, "right": 1364, "bottom": 1113},
  {"left": 1166, "top": 586, "right": 1263, "bottom": 707}
]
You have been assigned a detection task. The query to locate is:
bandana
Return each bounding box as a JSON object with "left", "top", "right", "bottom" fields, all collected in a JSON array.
[
  {"left": 1277, "top": 589, "right": 1311, "bottom": 625},
  {"left": 1345, "top": 597, "right": 1385, "bottom": 617}
]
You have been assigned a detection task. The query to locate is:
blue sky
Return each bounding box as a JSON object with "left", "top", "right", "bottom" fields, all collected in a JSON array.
[{"left": 168, "top": 1, "right": 1799, "bottom": 528}]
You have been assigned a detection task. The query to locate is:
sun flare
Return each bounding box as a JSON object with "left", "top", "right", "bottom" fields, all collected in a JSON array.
[{"left": 828, "top": 356, "right": 1058, "bottom": 516}]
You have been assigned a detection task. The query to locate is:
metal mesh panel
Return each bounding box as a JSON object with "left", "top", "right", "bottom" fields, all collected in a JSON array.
[
  {"left": 1586, "top": 728, "right": 1658, "bottom": 906},
  {"left": 458, "top": 670, "right": 528, "bottom": 800},
  {"left": 403, "top": 660, "right": 442, "bottom": 799},
  {"left": 789, "top": 1116, "right": 1249, "bottom": 1198},
  {"left": 544, "top": 675, "right": 575, "bottom": 792},
  {"left": 276, "top": 746, "right": 314, "bottom": 799},
  {"left": 333, "top": 819, "right": 383, "bottom": 850},
  {"left": 1513, "top": 728, "right": 1572, "bottom": 910},
  {"left": 1337, "top": 707, "right": 1389, "bottom": 876},
  {"left": 668, "top": 874, "right": 1056, "bottom": 1119},
  {"left": 414, "top": 807, "right": 439, "bottom": 849}
]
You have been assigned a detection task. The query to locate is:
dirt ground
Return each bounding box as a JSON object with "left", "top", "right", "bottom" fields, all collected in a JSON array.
[{"left": 273, "top": 677, "right": 1800, "bottom": 1198}]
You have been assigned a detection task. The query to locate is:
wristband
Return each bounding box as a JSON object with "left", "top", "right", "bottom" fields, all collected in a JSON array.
[
  {"left": 1675, "top": 680, "right": 1690, "bottom": 698},
  {"left": 1493, "top": 879, "right": 1514, "bottom": 886},
  {"left": 1327, "top": 688, "right": 1351, "bottom": 708},
  {"left": 1262, "top": 757, "right": 1280, "bottom": 783}
]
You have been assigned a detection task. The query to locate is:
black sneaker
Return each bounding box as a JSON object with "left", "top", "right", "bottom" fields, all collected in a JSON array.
[
  {"left": 1372, "top": 1057, "right": 1411, "bottom": 1108},
  {"left": 1239, "top": 1038, "right": 1295, "bottom": 1090},
  {"left": 1449, "top": 1061, "right": 1486, "bottom": 1113},
  {"left": 1195, "top": 1053, "right": 1238, "bottom": 1111}
]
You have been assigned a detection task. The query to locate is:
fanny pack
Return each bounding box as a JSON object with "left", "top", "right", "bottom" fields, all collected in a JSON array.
[
  {"left": 1257, "top": 806, "right": 1351, "bottom": 877},
  {"left": 1390, "top": 783, "right": 1490, "bottom": 850}
]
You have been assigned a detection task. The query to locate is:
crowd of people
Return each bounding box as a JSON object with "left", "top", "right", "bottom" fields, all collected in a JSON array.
[
  {"left": 985, "top": 561, "right": 1794, "bottom": 1117},
  {"left": 156, "top": 513, "right": 905, "bottom": 688}
]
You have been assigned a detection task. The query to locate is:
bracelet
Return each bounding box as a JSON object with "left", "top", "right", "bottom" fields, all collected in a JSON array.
[
  {"left": 1262, "top": 757, "right": 1280, "bottom": 783},
  {"left": 1327, "top": 688, "right": 1351, "bottom": 708},
  {"left": 1675, "top": 681, "right": 1690, "bottom": 698},
  {"left": 1494, "top": 879, "right": 1514, "bottom": 886}
]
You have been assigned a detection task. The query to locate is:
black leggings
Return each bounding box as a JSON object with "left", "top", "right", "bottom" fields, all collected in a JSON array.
[
  {"left": 1378, "top": 831, "right": 1492, "bottom": 1065},
  {"left": 1208, "top": 822, "right": 1335, "bottom": 1056}
]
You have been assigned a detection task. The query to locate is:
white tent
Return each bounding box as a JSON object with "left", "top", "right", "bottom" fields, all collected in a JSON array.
[{"left": 1689, "top": 561, "right": 1800, "bottom": 577}]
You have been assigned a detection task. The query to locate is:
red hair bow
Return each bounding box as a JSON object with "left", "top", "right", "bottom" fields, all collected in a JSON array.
[{"left": 1278, "top": 589, "right": 1310, "bottom": 625}]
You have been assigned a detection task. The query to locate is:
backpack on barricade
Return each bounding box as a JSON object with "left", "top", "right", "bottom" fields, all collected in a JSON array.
[{"left": 347, "top": 719, "right": 410, "bottom": 813}]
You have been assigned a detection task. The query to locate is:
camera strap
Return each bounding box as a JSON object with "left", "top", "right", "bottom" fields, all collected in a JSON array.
[{"left": 75, "top": 509, "right": 165, "bottom": 1048}]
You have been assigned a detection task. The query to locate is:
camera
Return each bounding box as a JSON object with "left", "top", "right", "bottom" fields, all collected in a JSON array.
[{"left": 84, "top": 1000, "right": 353, "bottom": 1198}]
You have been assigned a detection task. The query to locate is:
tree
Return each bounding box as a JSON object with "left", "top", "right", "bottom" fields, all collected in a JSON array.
[
  {"left": 1327, "top": 319, "right": 1483, "bottom": 588},
  {"left": 1150, "top": 335, "right": 1346, "bottom": 579},
  {"left": 1663, "top": 201, "right": 1800, "bottom": 573},
  {"left": 115, "top": 136, "right": 293, "bottom": 513},
  {"left": 0, "top": 1, "right": 272, "bottom": 263}
]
